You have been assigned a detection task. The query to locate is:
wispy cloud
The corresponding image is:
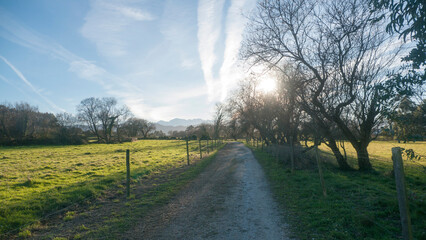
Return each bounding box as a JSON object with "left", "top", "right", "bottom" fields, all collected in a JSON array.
[
  {"left": 0, "top": 73, "right": 29, "bottom": 98},
  {"left": 163, "top": 86, "right": 207, "bottom": 103},
  {"left": 0, "top": 9, "right": 76, "bottom": 63},
  {"left": 81, "top": 0, "right": 154, "bottom": 57},
  {"left": 0, "top": 56, "right": 65, "bottom": 112},
  {"left": 160, "top": 0, "right": 199, "bottom": 71},
  {"left": 1, "top": 6, "right": 207, "bottom": 121},
  {"left": 2, "top": 3, "right": 239, "bottom": 121},
  {"left": 68, "top": 60, "right": 108, "bottom": 87},
  {"left": 181, "top": 58, "right": 196, "bottom": 69},
  {"left": 197, "top": 0, "right": 256, "bottom": 101},
  {"left": 0, "top": 8, "right": 108, "bottom": 86},
  {"left": 197, "top": 0, "right": 226, "bottom": 100},
  {"left": 219, "top": 0, "right": 256, "bottom": 100},
  {"left": 0, "top": 8, "right": 153, "bottom": 117}
]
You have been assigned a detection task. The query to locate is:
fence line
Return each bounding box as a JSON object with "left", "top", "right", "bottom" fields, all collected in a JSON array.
[
  {"left": 245, "top": 139, "right": 421, "bottom": 238},
  {"left": 2, "top": 139, "right": 226, "bottom": 238}
]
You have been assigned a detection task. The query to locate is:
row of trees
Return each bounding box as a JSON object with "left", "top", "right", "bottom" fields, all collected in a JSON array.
[
  {"left": 0, "top": 97, "right": 234, "bottom": 145},
  {"left": 0, "top": 103, "right": 64, "bottom": 144},
  {"left": 220, "top": 0, "right": 425, "bottom": 171},
  {"left": 0, "top": 98, "right": 161, "bottom": 145},
  {"left": 74, "top": 97, "right": 162, "bottom": 143}
]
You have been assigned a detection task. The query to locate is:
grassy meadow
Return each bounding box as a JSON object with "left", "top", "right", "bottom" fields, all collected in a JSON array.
[
  {"left": 248, "top": 140, "right": 426, "bottom": 240},
  {"left": 0, "top": 139, "right": 211, "bottom": 236},
  {"left": 318, "top": 140, "right": 426, "bottom": 171}
]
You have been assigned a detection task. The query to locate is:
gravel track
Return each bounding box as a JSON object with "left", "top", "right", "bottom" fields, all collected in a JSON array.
[{"left": 129, "top": 142, "right": 290, "bottom": 240}]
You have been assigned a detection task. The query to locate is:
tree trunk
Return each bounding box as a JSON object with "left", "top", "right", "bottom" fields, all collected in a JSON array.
[
  {"left": 301, "top": 105, "right": 352, "bottom": 170},
  {"left": 355, "top": 144, "right": 372, "bottom": 171},
  {"left": 328, "top": 139, "right": 352, "bottom": 170}
]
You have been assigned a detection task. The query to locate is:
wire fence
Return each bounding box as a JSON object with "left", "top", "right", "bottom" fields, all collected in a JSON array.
[
  {"left": 1, "top": 139, "right": 226, "bottom": 238},
  {"left": 246, "top": 139, "right": 423, "bottom": 239}
]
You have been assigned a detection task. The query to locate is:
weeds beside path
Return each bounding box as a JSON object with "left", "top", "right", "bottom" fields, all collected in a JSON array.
[{"left": 247, "top": 141, "right": 426, "bottom": 240}]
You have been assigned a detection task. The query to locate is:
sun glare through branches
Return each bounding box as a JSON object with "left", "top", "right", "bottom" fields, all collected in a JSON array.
[{"left": 257, "top": 77, "right": 277, "bottom": 93}]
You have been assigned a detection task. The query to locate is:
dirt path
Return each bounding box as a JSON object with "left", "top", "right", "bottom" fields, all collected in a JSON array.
[{"left": 128, "top": 142, "right": 290, "bottom": 240}]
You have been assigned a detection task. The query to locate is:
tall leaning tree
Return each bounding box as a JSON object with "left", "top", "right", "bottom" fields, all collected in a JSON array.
[{"left": 243, "top": 0, "right": 402, "bottom": 170}]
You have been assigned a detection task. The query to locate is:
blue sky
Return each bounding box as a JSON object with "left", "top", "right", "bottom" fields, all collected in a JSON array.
[{"left": 0, "top": 0, "right": 256, "bottom": 121}]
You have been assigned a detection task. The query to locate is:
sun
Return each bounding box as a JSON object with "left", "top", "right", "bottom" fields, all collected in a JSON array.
[{"left": 258, "top": 78, "right": 277, "bottom": 93}]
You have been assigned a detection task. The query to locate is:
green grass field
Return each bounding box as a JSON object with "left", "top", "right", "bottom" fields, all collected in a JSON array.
[
  {"left": 319, "top": 140, "right": 426, "bottom": 169},
  {"left": 248, "top": 140, "right": 426, "bottom": 240},
  {"left": 0, "top": 139, "right": 214, "bottom": 236}
]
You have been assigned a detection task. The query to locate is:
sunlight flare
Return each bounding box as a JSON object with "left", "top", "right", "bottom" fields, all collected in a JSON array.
[{"left": 258, "top": 77, "right": 277, "bottom": 93}]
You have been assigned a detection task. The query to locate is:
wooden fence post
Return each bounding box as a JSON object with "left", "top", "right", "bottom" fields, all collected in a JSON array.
[
  {"left": 315, "top": 145, "right": 327, "bottom": 197},
  {"left": 207, "top": 140, "right": 209, "bottom": 154},
  {"left": 392, "top": 147, "right": 413, "bottom": 240},
  {"left": 186, "top": 139, "right": 190, "bottom": 165},
  {"left": 199, "top": 140, "right": 202, "bottom": 159},
  {"left": 126, "top": 149, "right": 130, "bottom": 198}
]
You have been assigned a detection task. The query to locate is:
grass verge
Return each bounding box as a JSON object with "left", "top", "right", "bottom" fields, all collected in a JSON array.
[
  {"left": 247, "top": 142, "right": 425, "bottom": 240},
  {"left": 84, "top": 147, "right": 222, "bottom": 239},
  {"left": 0, "top": 140, "right": 221, "bottom": 238},
  {"left": 23, "top": 143, "right": 225, "bottom": 239}
]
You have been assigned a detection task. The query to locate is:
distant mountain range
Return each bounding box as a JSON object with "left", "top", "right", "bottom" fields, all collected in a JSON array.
[
  {"left": 155, "top": 118, "right": 211, "bottom": 134},
  {"left": 154, "top": 124, "right": 186, "bottom": 134},
  {"left": 157, "top": 118, "right": 210, "bottom": 127}
]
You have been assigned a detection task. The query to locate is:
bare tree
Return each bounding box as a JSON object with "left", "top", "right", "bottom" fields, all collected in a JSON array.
[
  {"left": 140, "top": 120, "right": 156, "bottom": 138},
  {"left": 77, "top": 97, "right": 128, "bottom": 143},
  {"left": 243, "top": 0, "right": 400, "bottom": 170},
  {"left": 226, "top": 76, "right": 284, "bottom": 144},
  {"left": 115, "top": 105, "right": 132, "bottom": 142},
  {"left": 169, "top": 129, "right": 188, "bottom": 139},
  {"left": 276, "top": 65, "right": 303, "bottom": 144},
  {"left": 224, "top": 118, "right": 241, "bottom": 140},
  {"left": 56, "top": 112, "right": 84, "bottom": 144},
  {"left": 97, "top": 97, "right": 120, "bottom": 143},
  {"left": 122, "top": 117, "right": 156, "bottom": 139},
  {"left": 213, "top": 103, "right": 225, "bottom": 140},
  {"left": 56, "top": 112, "right": 78, "bottom": 128},
  {"left": 185, "top": 125, "right": 196, "bottom": 138},
  {"left": 77, "top": 97, "right": 101, "bottom": 142},
  {"left": 122, "top": 117, "right": 142, "bottom": 137},
  {"left": 152, "top": 130, "right": 166, "bottom": 138},
  {"left": 282, "top": 65, "right": 352, "bottom": 169},
  {"left": 196, "top": 123, "right": 212, "bottom": 139}
]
